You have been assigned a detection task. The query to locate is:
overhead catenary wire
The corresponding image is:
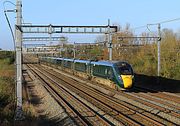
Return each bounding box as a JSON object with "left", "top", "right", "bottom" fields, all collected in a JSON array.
[
  {"left": 3, "top": 1, "right": 16, "bottom": 51},
  {"left": 4, "top": 12, "right": 15, "bottom": 47},
  {"left": 132, "top": 18, "right": 180, "bottom": 31},
  {"left": 133, "top": 25, "right": 147, "bottom": 31},
  {"left": 3, "top": 0, "right": 16, "bottom": 6},
  {"left": 158, "top": 18, "right": 180, "bottom": 24}
]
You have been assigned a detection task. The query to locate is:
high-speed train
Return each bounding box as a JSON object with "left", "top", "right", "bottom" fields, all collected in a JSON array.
[{"left": 40, "top": 57, "right": 134, "bottom": 89}]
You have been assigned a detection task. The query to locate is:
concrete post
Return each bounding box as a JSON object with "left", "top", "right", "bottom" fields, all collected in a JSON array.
[{"left": 15, "top": 0, "right": 23, "bottom": 120}]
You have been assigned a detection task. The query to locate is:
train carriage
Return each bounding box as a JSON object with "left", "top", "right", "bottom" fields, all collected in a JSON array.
[
  {"left": 91, "top": 61, "right": 119, "bottom": 89},
  {"left": 63, "top": 58, "right": 74, "bottom": 72},
  {"left": 40, "top": 57, "right": 51, "bottom": 65},
  {"left": 90, "top": 60, "right": 134, "bottom": 89},
  {"left": 74, "top": 60, "right": 90, "bottom": 79},
  {"left": 39, "top": 57, "right": 134, "bottom": 89},
  {"left": 48, "top": 57, "right": 57, "bottom": 67},
  {"left": 63, "top": 58, "right": 73, "bottom": 68},
  {"left": 56, "top": 58, "right": 64, "bottom": 69}
]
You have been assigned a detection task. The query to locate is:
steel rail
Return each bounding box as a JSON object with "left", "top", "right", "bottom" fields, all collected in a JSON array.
[
  {"left": 38, "top": 64, "right": 160, "bottom": 126},
  {"left": 27, "top": 64, "right": 90, "bottom": 126},
  {"left": 39, "top": 64, "right": 176, "bottom": 126},
  {"left": 28, "top": 64, "right": 114, "bottom": 126}
]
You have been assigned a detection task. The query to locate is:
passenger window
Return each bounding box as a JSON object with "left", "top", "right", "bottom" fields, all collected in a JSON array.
[
  {"left": 107, "top": 68, "right": 110, "bottom": 74},
  {"left": 105, "top": 69, "right": 108, "bottom": 74},
  {"left": 108, "top": 68, "right": 113, "bottom": 80}
]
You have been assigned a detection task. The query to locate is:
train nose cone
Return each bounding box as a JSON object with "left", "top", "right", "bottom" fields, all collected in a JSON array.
[{"left": 121, "top": 75, "right": 133, "bottom": 88}]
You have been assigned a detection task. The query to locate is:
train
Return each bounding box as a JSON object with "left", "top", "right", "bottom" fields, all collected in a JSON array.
[{"left": 39, "top": 57, "right": 134, "bottom": 89}]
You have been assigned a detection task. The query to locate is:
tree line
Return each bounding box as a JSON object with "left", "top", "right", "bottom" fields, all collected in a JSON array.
[{"left": 59, "top": 24, "right": 180, "bottom": 80}]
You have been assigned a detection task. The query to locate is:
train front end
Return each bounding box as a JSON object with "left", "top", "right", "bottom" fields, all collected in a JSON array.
[{"left": 114, "top": 62, "right": 134, "bottom": 89}]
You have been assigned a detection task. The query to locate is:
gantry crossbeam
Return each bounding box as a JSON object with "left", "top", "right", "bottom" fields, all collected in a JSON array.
[
  {"left": 16, "top": 25, "right": 118, "bottom": 34},
  {"left": 117, "top": 36, "right": 161, "bottom": 41}
]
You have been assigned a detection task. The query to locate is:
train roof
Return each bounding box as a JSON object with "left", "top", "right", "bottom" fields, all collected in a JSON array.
[
  {"left": 63, "top": 58, "right": 74, "bottom": 62},
  {"left": 91, "top": 60, "right": 129, "bottom": 67},
  {"left": 42, "top": 57, "right": 130, "bottom": 66},
  {"left": 44, "top": 57, "right": 57, "bottom": 60},
  {"left": 91, "top": 60, "right": 117, "bottom": 66},
  {"left": 74, "top": 59, "right": 90, "bottom": 63},
  {"left": 42, "top": 57, "right": 63, "bottom": 61},
  {"left": 56, "top": 57, "right": 64, "bottom": 60}
]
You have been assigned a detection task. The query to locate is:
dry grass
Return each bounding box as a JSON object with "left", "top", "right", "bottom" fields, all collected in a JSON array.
[{"left": 0, "top": 58, "right": 15, "bottom": 125}]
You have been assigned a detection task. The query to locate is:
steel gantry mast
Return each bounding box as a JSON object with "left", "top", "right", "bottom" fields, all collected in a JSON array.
[
  {"left": 107, "top": 19, "right": 112, "bottom": 60},
  {"left": 15, "top": 0, "right": 23, "bottom": 120},
  {"left": 157, "top": 23, "right": 161, "bottom": 77}
]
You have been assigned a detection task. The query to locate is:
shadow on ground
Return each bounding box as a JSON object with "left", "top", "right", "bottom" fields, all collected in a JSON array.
[
  {"left": 134, "top": 73, "right": 180, "bottom": 93},
  {"left": 0, "top": 93, "right": 70, "bottom": 126},
  {"left": 14, "top": 115, "right": 71, "bottom": 126},
  {"left": 15, "top": 81, "right": 73, "bottom": 126}
]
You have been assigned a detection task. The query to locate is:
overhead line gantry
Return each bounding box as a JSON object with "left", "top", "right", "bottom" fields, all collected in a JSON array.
[{"left": 14, "top": 3, "right": 118, "bottom": 120}]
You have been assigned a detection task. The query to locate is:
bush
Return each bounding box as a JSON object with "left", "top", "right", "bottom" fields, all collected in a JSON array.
[{"left": 0, "top": 51, "right": 15, "bottom": 64}]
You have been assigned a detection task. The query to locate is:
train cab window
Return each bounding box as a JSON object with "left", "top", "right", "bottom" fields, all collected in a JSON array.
[{"left": 117, "top": 63, "right": 133, "bottom": 75}]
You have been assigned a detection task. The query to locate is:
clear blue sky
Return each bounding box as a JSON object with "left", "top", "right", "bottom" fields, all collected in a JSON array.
[{"left": 0, "top": 0, "right": 180, "bottom": 50}]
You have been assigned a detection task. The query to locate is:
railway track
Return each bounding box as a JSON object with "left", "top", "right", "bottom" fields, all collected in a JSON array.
[
  {"left": 131, "top": 87, "right": 180, "bottom": 114},
  {"left": 134, "top": 86, "right": 180, "bottom": 103},
  {"left": 22, "top": 69, "right": 32, "bottom": 106},
  {"left": 27, "top": 64, "right": 117, "bottom": 126},
  {"left": 27, "top": 64, "right": 179, "bottom": 126}
]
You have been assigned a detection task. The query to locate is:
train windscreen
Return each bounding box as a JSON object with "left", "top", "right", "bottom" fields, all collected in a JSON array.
[{"left": 117, "top": 63, "right": 133, "bottom": 75}]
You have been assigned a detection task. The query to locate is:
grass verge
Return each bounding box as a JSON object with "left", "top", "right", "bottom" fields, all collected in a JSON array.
[{"left": 0, "top": 57, "right": 15, "bottom": 125}]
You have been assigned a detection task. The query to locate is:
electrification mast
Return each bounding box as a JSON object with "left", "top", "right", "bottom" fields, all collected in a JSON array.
[
  {"left": 157, "top": 23, "right": 161, "bottom": 77},
  {"left": 15, "top": 0, "right": 23, "bottom": 120},
  {"left": 108, "top": 19, "right": 112, "bottom": 60}
]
